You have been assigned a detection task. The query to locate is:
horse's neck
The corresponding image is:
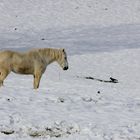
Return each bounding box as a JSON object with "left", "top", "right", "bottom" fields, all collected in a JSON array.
[{"left": 43, "top": 48, "right": 58, "bottom": 65}]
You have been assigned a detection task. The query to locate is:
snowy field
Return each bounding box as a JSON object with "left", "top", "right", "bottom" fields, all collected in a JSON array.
[
  {"left": 0, "top": 0, "right": 140, "bottom": 140},
  {"left": 0, "top": 48, "right": 140, "bottom": 140}
]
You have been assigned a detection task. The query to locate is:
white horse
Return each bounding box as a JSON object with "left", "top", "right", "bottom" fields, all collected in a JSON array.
[{"left": 0, "top": 48, "right": 68, "bottom": 89}]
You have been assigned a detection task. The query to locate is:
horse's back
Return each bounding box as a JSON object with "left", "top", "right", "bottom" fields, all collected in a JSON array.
[
  {"left": 0, "top": 50, "right": 13, "bottom": 57},
  {"left": 0, "top": 50, "right": 15, "bottom": 63}
]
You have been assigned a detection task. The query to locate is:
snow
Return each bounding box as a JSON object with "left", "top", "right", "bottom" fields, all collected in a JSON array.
[
  {"left": 0, "top": 0, "right": 140, "bottom": 139},
  {"left": 0, "top": 49, "right": 140, "bottom": 139},
  {"left": 1, "top": 24, "right": 140, "bottom": 55},
  {"left": 0, "top": 0, "right": 140, "bottom": 32}
]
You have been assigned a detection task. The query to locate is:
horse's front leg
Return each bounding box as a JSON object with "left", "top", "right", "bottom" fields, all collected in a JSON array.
[
  {"left": 0, "top": 81, "right": 3, "bottom": 87},
  {"left": 33, "top": 71, "right": 42, "bottom": 89}
]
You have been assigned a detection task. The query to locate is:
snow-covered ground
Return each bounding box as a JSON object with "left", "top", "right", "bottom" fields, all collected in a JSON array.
[
  {"left": 0, "top": 48, "right": 140, "bottom": 140},
  {"left": 0, "top": 0, "right": 140, "bottom": 139},
  {"left": 0, "top": 0, "right": 140, "bottom": 31},
  {"left": 1, "top": 24, "right": 140, "bottom": 55}
]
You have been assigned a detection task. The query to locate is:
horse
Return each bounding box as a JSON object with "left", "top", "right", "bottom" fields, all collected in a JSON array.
[{"left": 0, "top": 48, "right": 68, "bottom": 89}]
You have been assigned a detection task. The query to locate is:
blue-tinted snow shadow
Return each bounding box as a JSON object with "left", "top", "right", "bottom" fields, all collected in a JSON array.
[{"left": 0, "top": 24, "right": 140, "bottom": 55}]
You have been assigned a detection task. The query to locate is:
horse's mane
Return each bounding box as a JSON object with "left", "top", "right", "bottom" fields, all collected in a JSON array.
[
  {"left": 29, "top": 48, "right": 63, "bottom": 61},
  {"left": 31, "top": 48, "right": 63, "bottom": 61}
]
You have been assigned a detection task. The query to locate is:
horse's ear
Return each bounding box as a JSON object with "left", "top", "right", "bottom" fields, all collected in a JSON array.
[{"left": 61, "top": 48, "right": 65, "bottom": 52}]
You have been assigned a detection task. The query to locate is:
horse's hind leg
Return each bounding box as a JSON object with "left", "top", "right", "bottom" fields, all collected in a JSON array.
[{"left": 0, "top": 67, "right": 10, "bottom": 87}]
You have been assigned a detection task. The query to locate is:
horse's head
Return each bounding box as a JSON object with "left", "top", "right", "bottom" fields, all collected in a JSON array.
[{"left": 57, "top": 49, "right": 68, "bottom": 70}]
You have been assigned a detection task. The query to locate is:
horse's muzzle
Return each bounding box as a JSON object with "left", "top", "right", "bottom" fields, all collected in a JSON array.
[{"left": 63, "top": 66, "right": 68, "bottom": 70}]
